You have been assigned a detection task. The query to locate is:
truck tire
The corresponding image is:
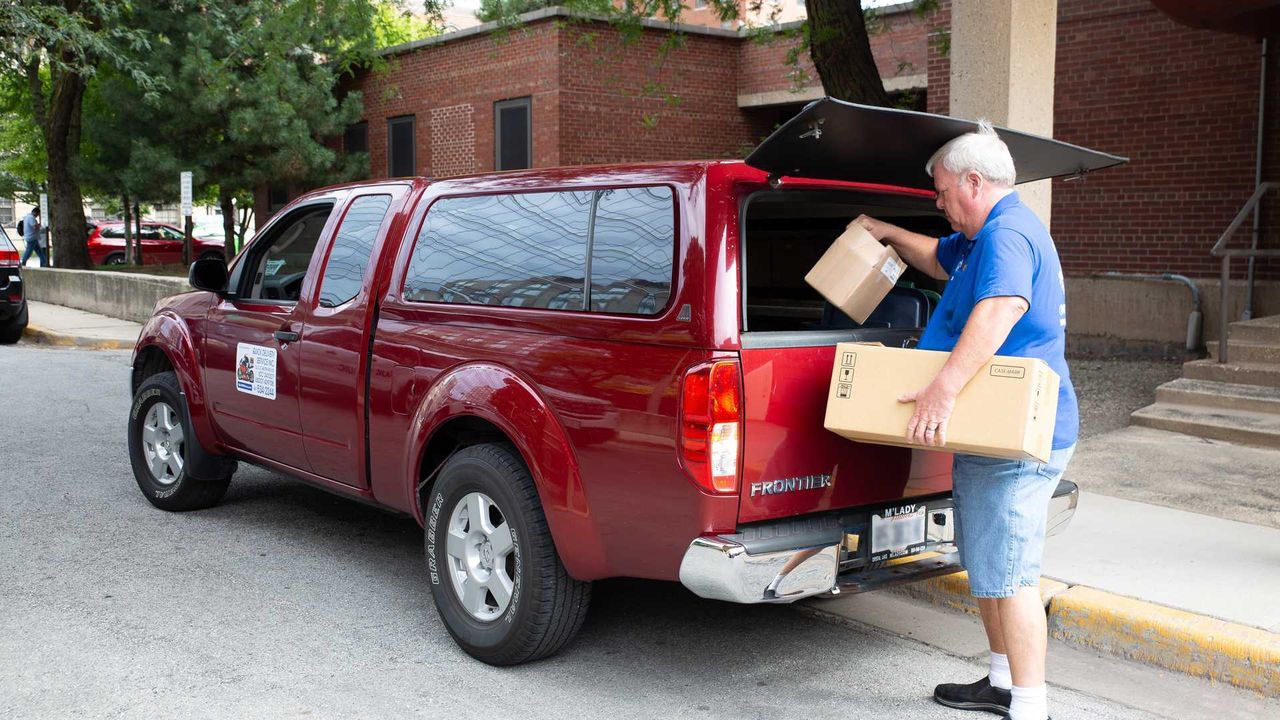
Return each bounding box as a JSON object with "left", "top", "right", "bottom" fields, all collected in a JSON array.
[
  {"left": 103, "top": 252, "right": 126, "bottom": 266},
  {"left": 0, "top": 303, "right": 26, "bottom": 344},
  {"left": 128, "top": 371, "right": 233, "bottom": 511},
  {"left": 425, "top": 443, "right": 591, "bottom": 666}
]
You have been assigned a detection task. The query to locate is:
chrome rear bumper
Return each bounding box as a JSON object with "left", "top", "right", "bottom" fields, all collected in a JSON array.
[{"left": 679, "top": 479, "right": 1079, "bottom": 604}]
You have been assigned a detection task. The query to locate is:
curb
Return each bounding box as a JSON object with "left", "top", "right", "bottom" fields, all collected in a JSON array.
[
  {"left": 891, "top": 571, "right": 1280, "bottom": 698},
  {"left": 22, "top": 323, "right": 136, "bottom": 351}
]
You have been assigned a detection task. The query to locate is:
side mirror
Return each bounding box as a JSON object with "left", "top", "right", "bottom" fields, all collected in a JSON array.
[{"left": 189, "top": 257, "right": 229, "bottom": 294}]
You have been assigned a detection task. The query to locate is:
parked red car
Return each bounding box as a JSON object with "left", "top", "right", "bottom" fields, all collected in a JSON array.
[
  {"left": 125, "top": 100, "right": 1123, "bottom": 666},
  {"left": 88, "top": 221, "right": 226, "bottom": 266}
]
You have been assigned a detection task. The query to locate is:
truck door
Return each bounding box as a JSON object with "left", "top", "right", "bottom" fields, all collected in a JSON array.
[
  {"left": 294, "top": 186, "right": 407, "bottom": 488},
  {"left": 203, "top": 200, "right": 339, "bottom": 472}
]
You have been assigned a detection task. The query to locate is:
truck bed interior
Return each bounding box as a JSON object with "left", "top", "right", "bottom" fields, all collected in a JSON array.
[{"left": 740, "top": 189, "right": 953, "bottom": 346}]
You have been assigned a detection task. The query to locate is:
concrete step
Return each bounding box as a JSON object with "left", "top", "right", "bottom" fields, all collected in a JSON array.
[
  {"left": 1229, "top": 315, "right": 1280, "bottom": 345},
  {"left": 1130, "top": 402, "right": 1280, "bottom": 449},
  {"left": 1181, "top": 358, "right": 1280, "bottom": 388},
  {"left": 1206, "top": 340, "right": 1280, "bottom": 364},
  {"left": 1154, "top": 378, "right": 1280, "bottom": 415}
]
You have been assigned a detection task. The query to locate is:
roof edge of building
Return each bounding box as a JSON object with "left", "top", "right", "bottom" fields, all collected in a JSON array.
[{"left": 376, "top": 2, "right": 925, "bottom": 59}]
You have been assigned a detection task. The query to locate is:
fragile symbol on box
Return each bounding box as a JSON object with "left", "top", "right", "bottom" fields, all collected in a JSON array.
[
  {"left": 839, "top": 367, "right": 854, "bottom": 383},
  {"left": 836, "top": 383, "right": 852, "bottom": 399},
  {"left": 841, "top": 352, "right": 856, "bottom": 367}
]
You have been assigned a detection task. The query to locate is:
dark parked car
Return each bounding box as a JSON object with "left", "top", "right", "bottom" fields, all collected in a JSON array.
[
  {"left": 87, "top": 221, "right": 226, "bottom": 266},
  {"left": 0, "top": 225, "right": 28, "bottom": 343}
]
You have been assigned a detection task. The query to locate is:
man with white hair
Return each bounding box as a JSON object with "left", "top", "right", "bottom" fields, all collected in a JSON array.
[{"left": 854, "top": 121, "right": 1076, "bottom": 720}]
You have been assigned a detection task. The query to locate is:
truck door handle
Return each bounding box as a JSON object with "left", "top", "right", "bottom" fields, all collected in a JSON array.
[{"left": 274, "top": 330, "right": 300, "bottom": 343}]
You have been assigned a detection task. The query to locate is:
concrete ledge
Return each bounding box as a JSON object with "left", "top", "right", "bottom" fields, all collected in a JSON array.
[
  {"left": 892, "top": 572, "right": 1280, "bottom": 697},
  {"left": 22, "top": 268, "right": 190, "bottom": 324}
]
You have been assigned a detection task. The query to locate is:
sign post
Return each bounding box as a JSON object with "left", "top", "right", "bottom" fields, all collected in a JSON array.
[{"left": 180, "top": 171, "right": 193, "bottom": 265}]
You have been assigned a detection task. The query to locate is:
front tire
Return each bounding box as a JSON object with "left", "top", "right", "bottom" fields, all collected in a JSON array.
[
  {"left": 0, "top": 302, "right": 26, "bottom": 344},
  {"left": 103, "top": 252, "right": 126, "bottom": 266},
  {"left": 128, "top": 371, "right": 233, "bottom": 511},
  {"left": 425, "top": 443, "right": 591, "bottom": 666}
]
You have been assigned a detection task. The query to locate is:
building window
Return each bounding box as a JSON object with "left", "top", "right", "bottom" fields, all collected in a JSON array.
[
  {"left": 694, "top": 0, "right": 707, "bottom": 7},
  {"left": 344, "top": 122, "right": 368, "bottom": 155},
  {"left": 387, "top": 115, "right": 416, "bottom": 177},
  {"left": 0, "top": 198, "right": 13, "bottom": 227},
  {"left": 494, "top": 97, "right": 532, "bottom": 171},
  {"left": 267, "top": 187, "right": 290, "bottom": 215}
]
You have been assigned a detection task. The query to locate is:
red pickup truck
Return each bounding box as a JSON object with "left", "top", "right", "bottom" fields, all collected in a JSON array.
[{"left": 126, "top": 100, "right": 1122, "bottom": 665}]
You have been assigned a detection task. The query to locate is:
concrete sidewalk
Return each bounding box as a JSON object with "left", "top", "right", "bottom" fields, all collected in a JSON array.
[
  {"left": 20, "top": 300, "right": 142, "bottom": 350},
  {"left": 15, "top": 300, "right": 1280, "bottom": 697}
]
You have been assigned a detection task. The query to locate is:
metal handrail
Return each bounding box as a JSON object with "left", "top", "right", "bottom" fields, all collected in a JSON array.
[{"left": 1212, "top": 182, "right": 1279, "bottom": 363}]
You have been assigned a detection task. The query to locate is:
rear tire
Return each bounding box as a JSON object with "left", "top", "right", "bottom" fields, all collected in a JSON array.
[
  {"left": 425, "top": 443, "right": 591, "bottom": 666},
  {"left": 128, "top": 371, "right": 233, "bottom": 511},
  {"left": 103, "top": 252, "right": 126, "bottom": 266},
  {"left": 0, "top": 302, "right": 26, "bottom": 344}
]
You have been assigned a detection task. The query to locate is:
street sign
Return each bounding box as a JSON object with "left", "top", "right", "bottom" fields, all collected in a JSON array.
[
  {"left": 38, "top": 193, "right": 48, "bottom": 223},
  {"left": 180, "top": 172, "right": 193, "bottom": 217}
]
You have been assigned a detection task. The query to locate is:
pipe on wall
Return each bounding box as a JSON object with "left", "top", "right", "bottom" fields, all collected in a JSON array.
[{"left": 1093, "top": 272, "right": 1202, "bottom": 351}]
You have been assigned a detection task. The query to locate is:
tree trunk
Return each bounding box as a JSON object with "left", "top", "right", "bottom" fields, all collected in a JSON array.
[
  {"left": 806, "top": 0, "right": 892, "bottom": 107},
  {"left": 41, "top": 64, "right": 93, "bottom": 269},
  {"left": 220, "top": 190, "right": 236, "bottom": 254},
  {"left": 122, "top": 195, "right": 135, "bottom": 265}
]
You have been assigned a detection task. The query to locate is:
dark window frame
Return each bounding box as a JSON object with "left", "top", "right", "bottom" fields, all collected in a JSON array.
[
  {"left": 344, "top": 121, "right": 369, "bottom": 156},
  {"left": 493, "top": 97, "right": 532, "bottom": 171},
  {"left": 401, "top": 184, "right": 678, "bottom": 318},
  {"left": 387, "top": 115, "right": 416, "bottom": 177}
]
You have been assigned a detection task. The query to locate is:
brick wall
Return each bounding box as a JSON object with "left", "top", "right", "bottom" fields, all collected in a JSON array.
[
  {"left": 929, "top": 0, "right": 1275, "bottom": 280},
  {"left": 557, "top": 23, "right": 763, "bottom": 164}
]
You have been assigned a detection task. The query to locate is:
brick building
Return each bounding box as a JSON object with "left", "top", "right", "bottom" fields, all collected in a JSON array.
[{"left": 261, "top": 1, "right": 1276, "bottom": 293}]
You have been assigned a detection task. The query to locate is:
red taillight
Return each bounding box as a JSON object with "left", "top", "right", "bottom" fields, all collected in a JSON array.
[
  {"left": 679, "top": 360, "right": 742, "bottom": 494},
  {"left": 0, "top": 249, "right": 18, "bottom": 267}
]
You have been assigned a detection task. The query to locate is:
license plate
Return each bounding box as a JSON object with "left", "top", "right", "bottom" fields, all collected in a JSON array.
[{"left": 870, "top": 504, "right": 927, "bottom": 562}]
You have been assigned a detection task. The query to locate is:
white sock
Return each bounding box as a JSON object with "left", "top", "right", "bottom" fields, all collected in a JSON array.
[
  {"left": 1009, "top": 684, "right": 1048, "bottom": 720},
  {"left": 988, "top": 652, "right": 1013, "bottom": 690}
]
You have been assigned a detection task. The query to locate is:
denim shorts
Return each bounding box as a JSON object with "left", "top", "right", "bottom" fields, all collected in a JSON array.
[{"left": 950, "top": 444, "right": 1075, "bottom": 598}]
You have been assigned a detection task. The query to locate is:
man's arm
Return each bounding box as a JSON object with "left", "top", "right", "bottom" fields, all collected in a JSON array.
[
  {"left": 852, "top": 215, "right": 949, "bottom": 281},
  {"left": 899, "top": 295, "right": 1029, "bottom": 446}
]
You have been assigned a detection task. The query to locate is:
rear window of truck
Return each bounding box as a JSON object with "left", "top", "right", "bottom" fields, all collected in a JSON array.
[
  {"left": 741, "top": 190, "right": 952, "bottom": 335},
  {"left": 402, "top": 187, "right": 675, "bottom": 316}
]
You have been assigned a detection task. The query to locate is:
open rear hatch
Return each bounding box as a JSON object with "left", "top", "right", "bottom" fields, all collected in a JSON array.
[{"left": 734, "top": 99, "right": 1126, "bottom": 525}]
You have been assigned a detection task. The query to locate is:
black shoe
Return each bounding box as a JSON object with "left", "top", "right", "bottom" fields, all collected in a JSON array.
[{"left": 932, "top": 676, "right": 1011, "bottom": 716}]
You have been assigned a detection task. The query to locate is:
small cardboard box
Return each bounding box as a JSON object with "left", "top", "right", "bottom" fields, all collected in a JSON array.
[
  {"left": 805, "top": 224, "right": 904, "bottom": 324},
  {"left": 824, "top": 343, "right": 1060, "bottom": 462}
]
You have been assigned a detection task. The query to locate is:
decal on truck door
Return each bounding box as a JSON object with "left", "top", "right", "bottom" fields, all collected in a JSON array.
[{"left": 235, "top": 343, "right": 278, "bottom": 399}]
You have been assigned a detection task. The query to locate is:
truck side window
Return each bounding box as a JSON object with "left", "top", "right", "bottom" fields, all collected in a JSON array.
[
  {"left": 317, "top": 194, "right": 392, "bottom": 308},
  {"left": 404, "top": 191, "right": 591, "bottom": 309},
  {"left": 588, "top": 187, "right": 674, "bottom": 315},
  {"left": 245, "top": 204, "right": 333, "bottom": 302}
]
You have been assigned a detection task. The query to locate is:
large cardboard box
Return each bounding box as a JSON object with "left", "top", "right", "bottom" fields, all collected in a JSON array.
[
  {"left": 805, "top": 224, "right": 904, "bottom": 324},
  {"left": 824, "top": 343, "right": 1060, "bottom": 462}
]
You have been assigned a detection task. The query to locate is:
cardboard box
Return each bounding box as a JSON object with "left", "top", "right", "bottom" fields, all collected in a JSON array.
[
  {"left": 824, "top": 343, "right": 1060, "bottom": 462},
  {"left": 804, "top": 224, "right": 904, "bottom": 324}
]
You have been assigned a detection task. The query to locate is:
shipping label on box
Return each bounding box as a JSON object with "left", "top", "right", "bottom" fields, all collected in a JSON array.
[
  {"left": 805, "top": 224, "right": 903, "bottom": 324},
  {"left": 823, "top": 343, "right": 1059, "bottom": 462}
]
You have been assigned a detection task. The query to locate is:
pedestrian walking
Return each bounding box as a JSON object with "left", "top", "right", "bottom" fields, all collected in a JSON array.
[
  {"left": 852, "top": 122, "right": 1077, "bottom": 720},
  {"left": 19, "top": 207, "right": 48, "bottom": 267}
]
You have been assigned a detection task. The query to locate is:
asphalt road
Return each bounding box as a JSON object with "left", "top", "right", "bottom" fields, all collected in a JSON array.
[{"left": 0, "top": 345, "right": 1212, "bottom": 719}]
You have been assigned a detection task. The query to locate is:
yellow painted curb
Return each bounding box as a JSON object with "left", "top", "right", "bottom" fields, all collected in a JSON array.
[
  {"left": 1048, "top": 586, "right": 1280, "bottom": 697},
  {"left": 891, "top": 571, "right": 1068, "bottom": 614},
  {"left": 22, "top": 324, "right": 134, "bottom": 351}
]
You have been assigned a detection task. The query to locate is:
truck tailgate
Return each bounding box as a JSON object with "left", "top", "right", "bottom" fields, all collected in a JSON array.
[{"left": 738, "top": 338, "right": 952, "bottom": 524}]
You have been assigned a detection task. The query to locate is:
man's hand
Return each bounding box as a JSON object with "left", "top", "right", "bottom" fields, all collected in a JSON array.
[
  {"left": 899, "top": 378, "right": 960, "bottom": 447},
  {"left": 851, "top": 214, "right": 889, "bottom": 241}
]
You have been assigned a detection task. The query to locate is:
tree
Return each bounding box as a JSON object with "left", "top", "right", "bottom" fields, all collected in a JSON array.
[{"left": 0, "top": 1, "right": 158, "bottom": 268}]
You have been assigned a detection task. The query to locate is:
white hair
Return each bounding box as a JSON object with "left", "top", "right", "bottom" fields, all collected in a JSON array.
[{"left": 925, "top": 119, "right": 1017, "bottom": 188}]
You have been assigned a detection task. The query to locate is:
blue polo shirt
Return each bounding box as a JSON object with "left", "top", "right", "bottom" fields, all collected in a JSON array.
[{"left": 918, "top": 192, "right": 1078, "bottom": 450}]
